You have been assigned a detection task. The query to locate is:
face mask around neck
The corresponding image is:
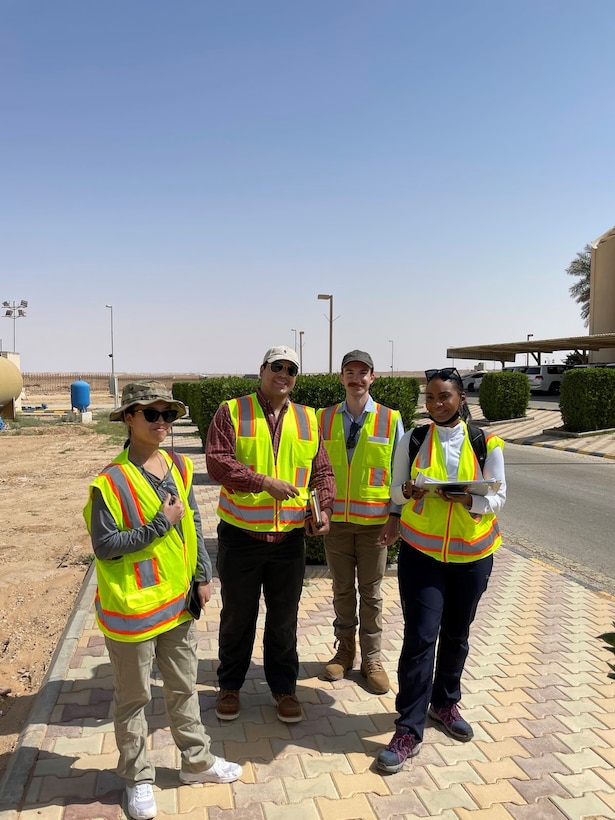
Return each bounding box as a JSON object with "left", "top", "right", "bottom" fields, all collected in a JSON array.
[{"left": 429, "top": 410, "right": 460, "bottom": 426}]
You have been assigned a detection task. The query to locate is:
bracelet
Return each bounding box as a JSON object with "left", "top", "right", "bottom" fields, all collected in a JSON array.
[{"left": 402, "top": 481, "right": 412, "bottom": 499}]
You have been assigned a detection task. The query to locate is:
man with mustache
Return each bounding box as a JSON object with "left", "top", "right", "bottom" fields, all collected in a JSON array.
[{"left": 318, "top": 350, "right": 404, "bottom": 694}]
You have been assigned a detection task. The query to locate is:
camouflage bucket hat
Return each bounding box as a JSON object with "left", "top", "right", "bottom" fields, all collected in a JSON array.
[{"left": 109, "top": 380, "right": 187, "bottom": 422}]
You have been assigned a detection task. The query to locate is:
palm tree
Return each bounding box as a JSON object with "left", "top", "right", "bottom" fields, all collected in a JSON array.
[{"left": 566, "top": 244, "right": 591, "bottom": 327}]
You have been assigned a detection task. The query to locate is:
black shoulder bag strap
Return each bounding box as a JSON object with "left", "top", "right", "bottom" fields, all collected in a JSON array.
[{"left": 408, "top": 423, "right": 487, "bottom": 473}]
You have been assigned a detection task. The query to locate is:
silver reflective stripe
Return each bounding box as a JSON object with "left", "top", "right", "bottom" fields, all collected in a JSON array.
[
  {"left": 348, "top": 500, "right": 388, "bottom": 518},
  {"left": 103, "top": 465, "right": 145, "bottom": 528},
  {"left": 296, "top": 466, "right": 308, "bottom": 487},
  {"left": 320, "top": 405, "right": 337, "bottom": 437},
  {"left": 96, "top": 595, "right": 186, "bottom": 637},
  {"left": 370, "top": 467, "right": 385, "bottom": 486},
  {"left": 279, "top": 507, "right": 305, "bottom": 524},
  {"left": 220, "top": 493, "right": 274, "bottom": 522},
  {"left": 400, "top": 521, "right": 499, "bottom": 557},
  {"left": 136, "top": 559, "right": 157, "bottom": 589},
  {"left": 236, "top": 396, "right": 255, "bottom": 437},
  {"left": 294, "top": 404, "right": 311, "bottom": 440},
  {"left": 332, "top": 500, "right": 346, "bottom": 515},
  {"left": 374, "top": 406, "right": 392, "bottom": 438}
]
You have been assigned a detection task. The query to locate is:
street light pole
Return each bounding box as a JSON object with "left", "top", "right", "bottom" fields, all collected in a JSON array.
[
  {"left": 317, "top": 293, "right": 333, "bottom": 374},
  {"left": 2, "top": 299, "right": 28, "bottom": 352},
  {"left": 299, "top": 330, "right": 304, "bottom": 374},
  {"left": 389, "top": 339, "right": 394, "bottom": 376},
  {"left": 526, "top": 333, "right": 534, "bottom": 367},
  {"left": 106, "top": 304, "right": 118, "bottom": 407}
]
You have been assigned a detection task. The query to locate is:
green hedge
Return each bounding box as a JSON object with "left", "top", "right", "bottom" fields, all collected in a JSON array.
[
  {"left": 173, "top": 374, "right": 420, "bottom": 445},
  {"left": 173, "top": 374, "right": 420, "bottom": 565},
  {"left": 478, "top": 372, "right": 530, "bottom": 421},
  {"left": 559, "top": 368, "right": 615, "bottom": 432},
  {"left": 302, "top": 533, "right": 401, "bottom": 565}
]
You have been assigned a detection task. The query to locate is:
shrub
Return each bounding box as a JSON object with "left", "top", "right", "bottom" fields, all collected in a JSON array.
[
  {"left": 597, "top": 621, "right": 615, "bottom": 680},
  {"left": 305, "top": 534, "right": 326, "bottom": 564},
  {"left": 479, "top": 372, "right": 530, "bottom": 421},
  {"left": 174, "top": 375, "right": 421, "bottom": 445},
  {"left": 559, "top": 368, "right": 615, "bottom": 432},
  {"left": 305, "top": 533, "right": 401, "bottom": 565}
]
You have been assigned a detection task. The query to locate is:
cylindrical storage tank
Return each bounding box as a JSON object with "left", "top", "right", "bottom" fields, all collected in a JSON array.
[
  {"left": 0, "top": 357, "right": 24, "bottom": 405},
  {"left": 70, "top": 380, "right": 91, "bottom": 412}
]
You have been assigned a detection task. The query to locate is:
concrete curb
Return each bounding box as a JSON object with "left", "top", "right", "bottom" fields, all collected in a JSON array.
[
  {"left": 505, "top": 436, "right": 615, "bottom": 459},
  {"left": 0, "top": 564, "right": 98, "bottom": 815}
]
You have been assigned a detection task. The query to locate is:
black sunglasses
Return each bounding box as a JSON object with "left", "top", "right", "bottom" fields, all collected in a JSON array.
[
  {"left": 346, "top": 421, "right": 362, "bottom": 449},
  {"left": 425, "top": 367, "right": 462, "bottom": 385},
  {"left": 136, "top": 407, "right": 179, "bottom": 423},
  {"left": 269, "top": 361, "right": 299, "bottom": 377}
]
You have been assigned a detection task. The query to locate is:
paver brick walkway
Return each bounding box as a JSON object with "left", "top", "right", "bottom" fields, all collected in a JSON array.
[{"left": 1, "top": 417, "right": 614, "bottom": 819}]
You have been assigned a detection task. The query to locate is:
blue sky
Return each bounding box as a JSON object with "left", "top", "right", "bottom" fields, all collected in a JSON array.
[{"left": 2, "top": 0, "right": 614, "bottom": 375}]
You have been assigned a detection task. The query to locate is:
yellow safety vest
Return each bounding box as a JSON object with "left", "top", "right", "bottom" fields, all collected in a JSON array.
[
  {"left": 83, "top": 449, "right": 197, "bottom": 642},
  {"left": 400, "top": 423, "right": 503, "bottom": 563},
  {"left": 217, "top": 394, "right": 319, "bottom": 532},
  {"left": 318, "top": 403, "right": 400, "bottom": 526}
]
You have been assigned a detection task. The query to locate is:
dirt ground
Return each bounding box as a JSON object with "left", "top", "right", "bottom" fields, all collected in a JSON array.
[{"left": 0, "top": 393, "right": 119, "bottom": 780}]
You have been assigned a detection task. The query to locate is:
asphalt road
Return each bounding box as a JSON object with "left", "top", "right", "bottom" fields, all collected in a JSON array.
[{"left": 498, "top": 443, "right": 615, "bottom": 597}]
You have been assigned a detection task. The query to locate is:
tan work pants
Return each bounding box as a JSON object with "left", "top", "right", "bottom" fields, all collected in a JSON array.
[
  {"left": 105, "top": 619, "right": 214, "bottom": 784},
  {"left": 324, "top": 522, "right": 387, "bottom": 660}
]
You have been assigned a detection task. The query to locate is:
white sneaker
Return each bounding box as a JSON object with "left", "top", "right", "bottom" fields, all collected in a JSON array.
[
  {"left": 179, "top": 756, "right": 243, "bottom": 785},
  {"left": 126, "top": 782, "right": 157, "bottom": 819}
]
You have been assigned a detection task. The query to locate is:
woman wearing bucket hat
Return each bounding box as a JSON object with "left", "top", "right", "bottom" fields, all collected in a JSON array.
[{"left": 84, "top": 381, "right": 241, "bottom": 820}]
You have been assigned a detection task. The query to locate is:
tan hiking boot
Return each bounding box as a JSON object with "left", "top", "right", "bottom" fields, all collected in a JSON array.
[
  {"left": 361, "top": 659, "right": 390, "bottom": 694},
  {"left": 324, "top": 636, "right": 356, "bottom": 681}
]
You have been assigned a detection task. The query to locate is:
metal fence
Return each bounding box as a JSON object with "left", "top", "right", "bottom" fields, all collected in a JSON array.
[{"left": 22, "top": 373, "right": 202, "bottom": 394}]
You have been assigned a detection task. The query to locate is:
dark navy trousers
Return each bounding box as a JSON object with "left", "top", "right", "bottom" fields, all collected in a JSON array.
[
  {"left": 395, "top": 543, "right": 493, "bottom": 741},
  {"left": 216, "top": 521, "right": 305, "bottom": 695}
]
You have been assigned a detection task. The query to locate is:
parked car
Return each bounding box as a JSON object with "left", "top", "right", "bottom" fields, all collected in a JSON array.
[
  {"left": 461, "top": 370, "right": 488, "bottom": 392},
  {"left": 570, "top": 362, "right": 615, "bottom": 369},
  {"left": 502, "top": 366, "right": 528, "bottom": 374},
  {"left": 525, "top": 364, "right": 567, "bottom": 394}
]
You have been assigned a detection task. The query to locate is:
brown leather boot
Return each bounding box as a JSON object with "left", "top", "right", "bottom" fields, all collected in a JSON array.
[
  {"left": 360, "top": 659, "right": 390, "bottom": 694},
  {"left": 324, "top": 636, "right": 356, "bottom": 681}
]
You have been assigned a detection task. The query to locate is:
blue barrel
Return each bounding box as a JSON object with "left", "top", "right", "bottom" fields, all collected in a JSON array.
[{"left": 71, "top": 380, "right": 90, "bottom": 412}]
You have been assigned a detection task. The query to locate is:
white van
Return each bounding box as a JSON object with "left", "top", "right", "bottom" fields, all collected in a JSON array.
[{"left": 525, "top": 365, "right": 567, "bottom": 394}]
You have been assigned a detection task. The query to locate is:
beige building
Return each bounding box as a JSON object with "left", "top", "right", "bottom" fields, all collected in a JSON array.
[{"left": 589, "top": 224, "right": 615, "bottom": 362}]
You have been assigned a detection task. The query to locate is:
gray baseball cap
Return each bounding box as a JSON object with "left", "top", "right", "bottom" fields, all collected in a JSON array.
[{"left": 341, "top": 350, "right": 374, "bottom": 371}]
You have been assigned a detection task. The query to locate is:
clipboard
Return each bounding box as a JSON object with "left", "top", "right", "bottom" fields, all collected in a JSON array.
[{"left": 414, "top": 474, "right": 501, "bottom": 497}]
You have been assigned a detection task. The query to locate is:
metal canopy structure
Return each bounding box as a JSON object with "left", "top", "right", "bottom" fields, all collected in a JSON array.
[{"left": 447, "top": 333, "right": 615, "bottom": 365}]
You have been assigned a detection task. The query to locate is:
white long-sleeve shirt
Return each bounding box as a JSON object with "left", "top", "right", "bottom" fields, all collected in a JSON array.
[{"left": 390, "top": 422, "right": 507, "bottom": 516}]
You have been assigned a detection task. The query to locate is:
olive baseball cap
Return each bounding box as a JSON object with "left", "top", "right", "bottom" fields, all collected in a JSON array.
[
  {"left": 341, "top": 350, "right": 374, "bottom": 371},
  {"left": 109, "top": 381, "right": 187, "bottom": 421}
]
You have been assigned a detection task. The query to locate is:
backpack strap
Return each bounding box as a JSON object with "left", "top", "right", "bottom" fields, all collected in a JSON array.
[
  {"left": 408, "top": 423, "right": 487, "bottom": 473},
  {"left": 466, "top": 424, "right": 487, "bottom": 474},
  {"left": 407, "top": 424, "right": 429, "bottom": 466}
]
